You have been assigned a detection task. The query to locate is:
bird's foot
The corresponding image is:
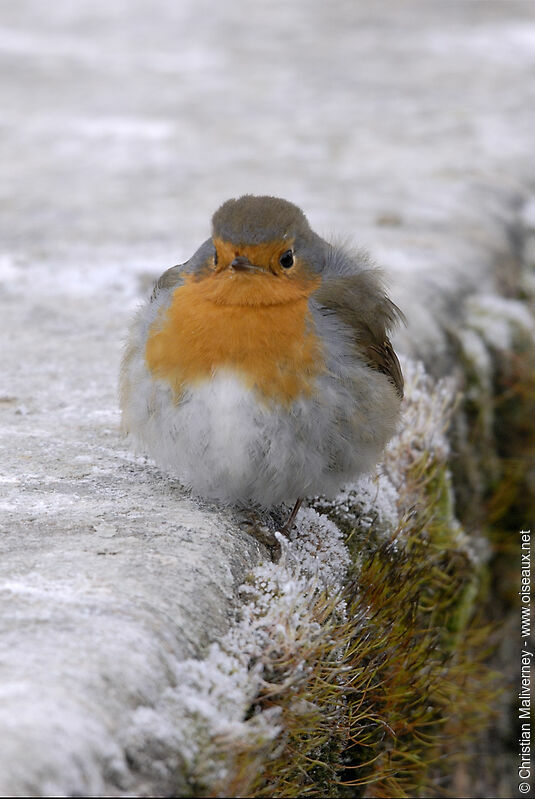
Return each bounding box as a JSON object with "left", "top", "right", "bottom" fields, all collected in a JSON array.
[
  {"left": 280, "top": 497, "right": 303, "bottom": 536},
  {"left": 236, "top": 508, "right": 282, "bottom": 560},
  {"left": 236, "top": 499, "right": 303, "bottom": 561}
]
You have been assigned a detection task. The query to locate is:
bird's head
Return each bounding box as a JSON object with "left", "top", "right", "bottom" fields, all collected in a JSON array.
[{"left": 198, "top": 195, "right": 324, "bottom": 306}]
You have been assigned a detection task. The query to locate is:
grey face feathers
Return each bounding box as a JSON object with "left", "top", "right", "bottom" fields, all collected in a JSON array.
[{"left": 212, "top": 195, "right": 311, "bottom": 246}]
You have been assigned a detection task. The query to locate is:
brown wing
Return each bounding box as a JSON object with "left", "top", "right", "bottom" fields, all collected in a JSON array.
[
  {"left": 366, "top": 337, "right": 404, "bottom": 399},
  {"left": 314, "top": 271, "right": 405, "bottom": 399}
]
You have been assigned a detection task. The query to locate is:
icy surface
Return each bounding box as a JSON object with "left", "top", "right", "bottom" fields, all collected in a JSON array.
[{"left": 1, "top": 0, "right": 535, "bottom": 795}]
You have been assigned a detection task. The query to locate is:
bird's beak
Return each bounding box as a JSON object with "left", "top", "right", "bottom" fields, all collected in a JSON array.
[{"left": 228, "top": 256, "right": 264, "bottom": 273}]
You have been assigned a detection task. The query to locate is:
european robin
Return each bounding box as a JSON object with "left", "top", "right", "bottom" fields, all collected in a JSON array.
[{"left": 120, "top": 195, "right": 404, "bottom": 518}]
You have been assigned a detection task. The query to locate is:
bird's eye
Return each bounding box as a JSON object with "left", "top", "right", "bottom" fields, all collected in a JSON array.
[{"left": 279, "top": 249, "right": 294, "bottom": 269}]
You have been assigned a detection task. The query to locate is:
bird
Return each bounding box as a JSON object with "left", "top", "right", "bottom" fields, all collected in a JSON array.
[{"left": 120, "top": 195, "right": 404, "bottom": 526}]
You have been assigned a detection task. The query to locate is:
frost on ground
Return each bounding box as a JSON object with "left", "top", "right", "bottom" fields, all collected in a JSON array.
[
  {"left": 124, "top": 505, "right": 350, "bottom": 793},
  {"left": 123, "top": 356, "right": 474, "bottom": 795}
]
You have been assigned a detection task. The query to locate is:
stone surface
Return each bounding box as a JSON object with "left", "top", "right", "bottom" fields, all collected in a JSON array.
[{"left": 1, "top": 1, "right": 534, "bottom": 795}]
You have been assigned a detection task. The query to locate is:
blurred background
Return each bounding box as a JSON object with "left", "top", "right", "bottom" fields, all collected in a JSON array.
[
  {"left": 1, "top": 2, "right": 534, "bottom": 797},
  {"left": 2, "top": 1, "right": 534, "bottom": 293}
]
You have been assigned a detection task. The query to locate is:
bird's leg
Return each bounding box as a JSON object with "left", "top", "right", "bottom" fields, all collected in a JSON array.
[
  {"left": 236, "top": 507, "right": 280, "bottom": 553},
  {"left": 281, "top": 498, "right": 303, "bottom": 536}
]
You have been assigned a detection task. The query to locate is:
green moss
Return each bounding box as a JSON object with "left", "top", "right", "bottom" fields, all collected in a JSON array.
[
  {"left": 216, "top": 589, "right": 350, "bottom": 798},
  {"left": 452, "top": 307, "right": 535, "bottom": 602},
  {"left": 335, "top": 456, "right": 495, "bottom": 797}
]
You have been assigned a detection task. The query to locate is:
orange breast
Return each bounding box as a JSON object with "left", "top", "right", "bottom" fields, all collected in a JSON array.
[{"left": 145, "top": 271, "right": 324, "bottom": 405}]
